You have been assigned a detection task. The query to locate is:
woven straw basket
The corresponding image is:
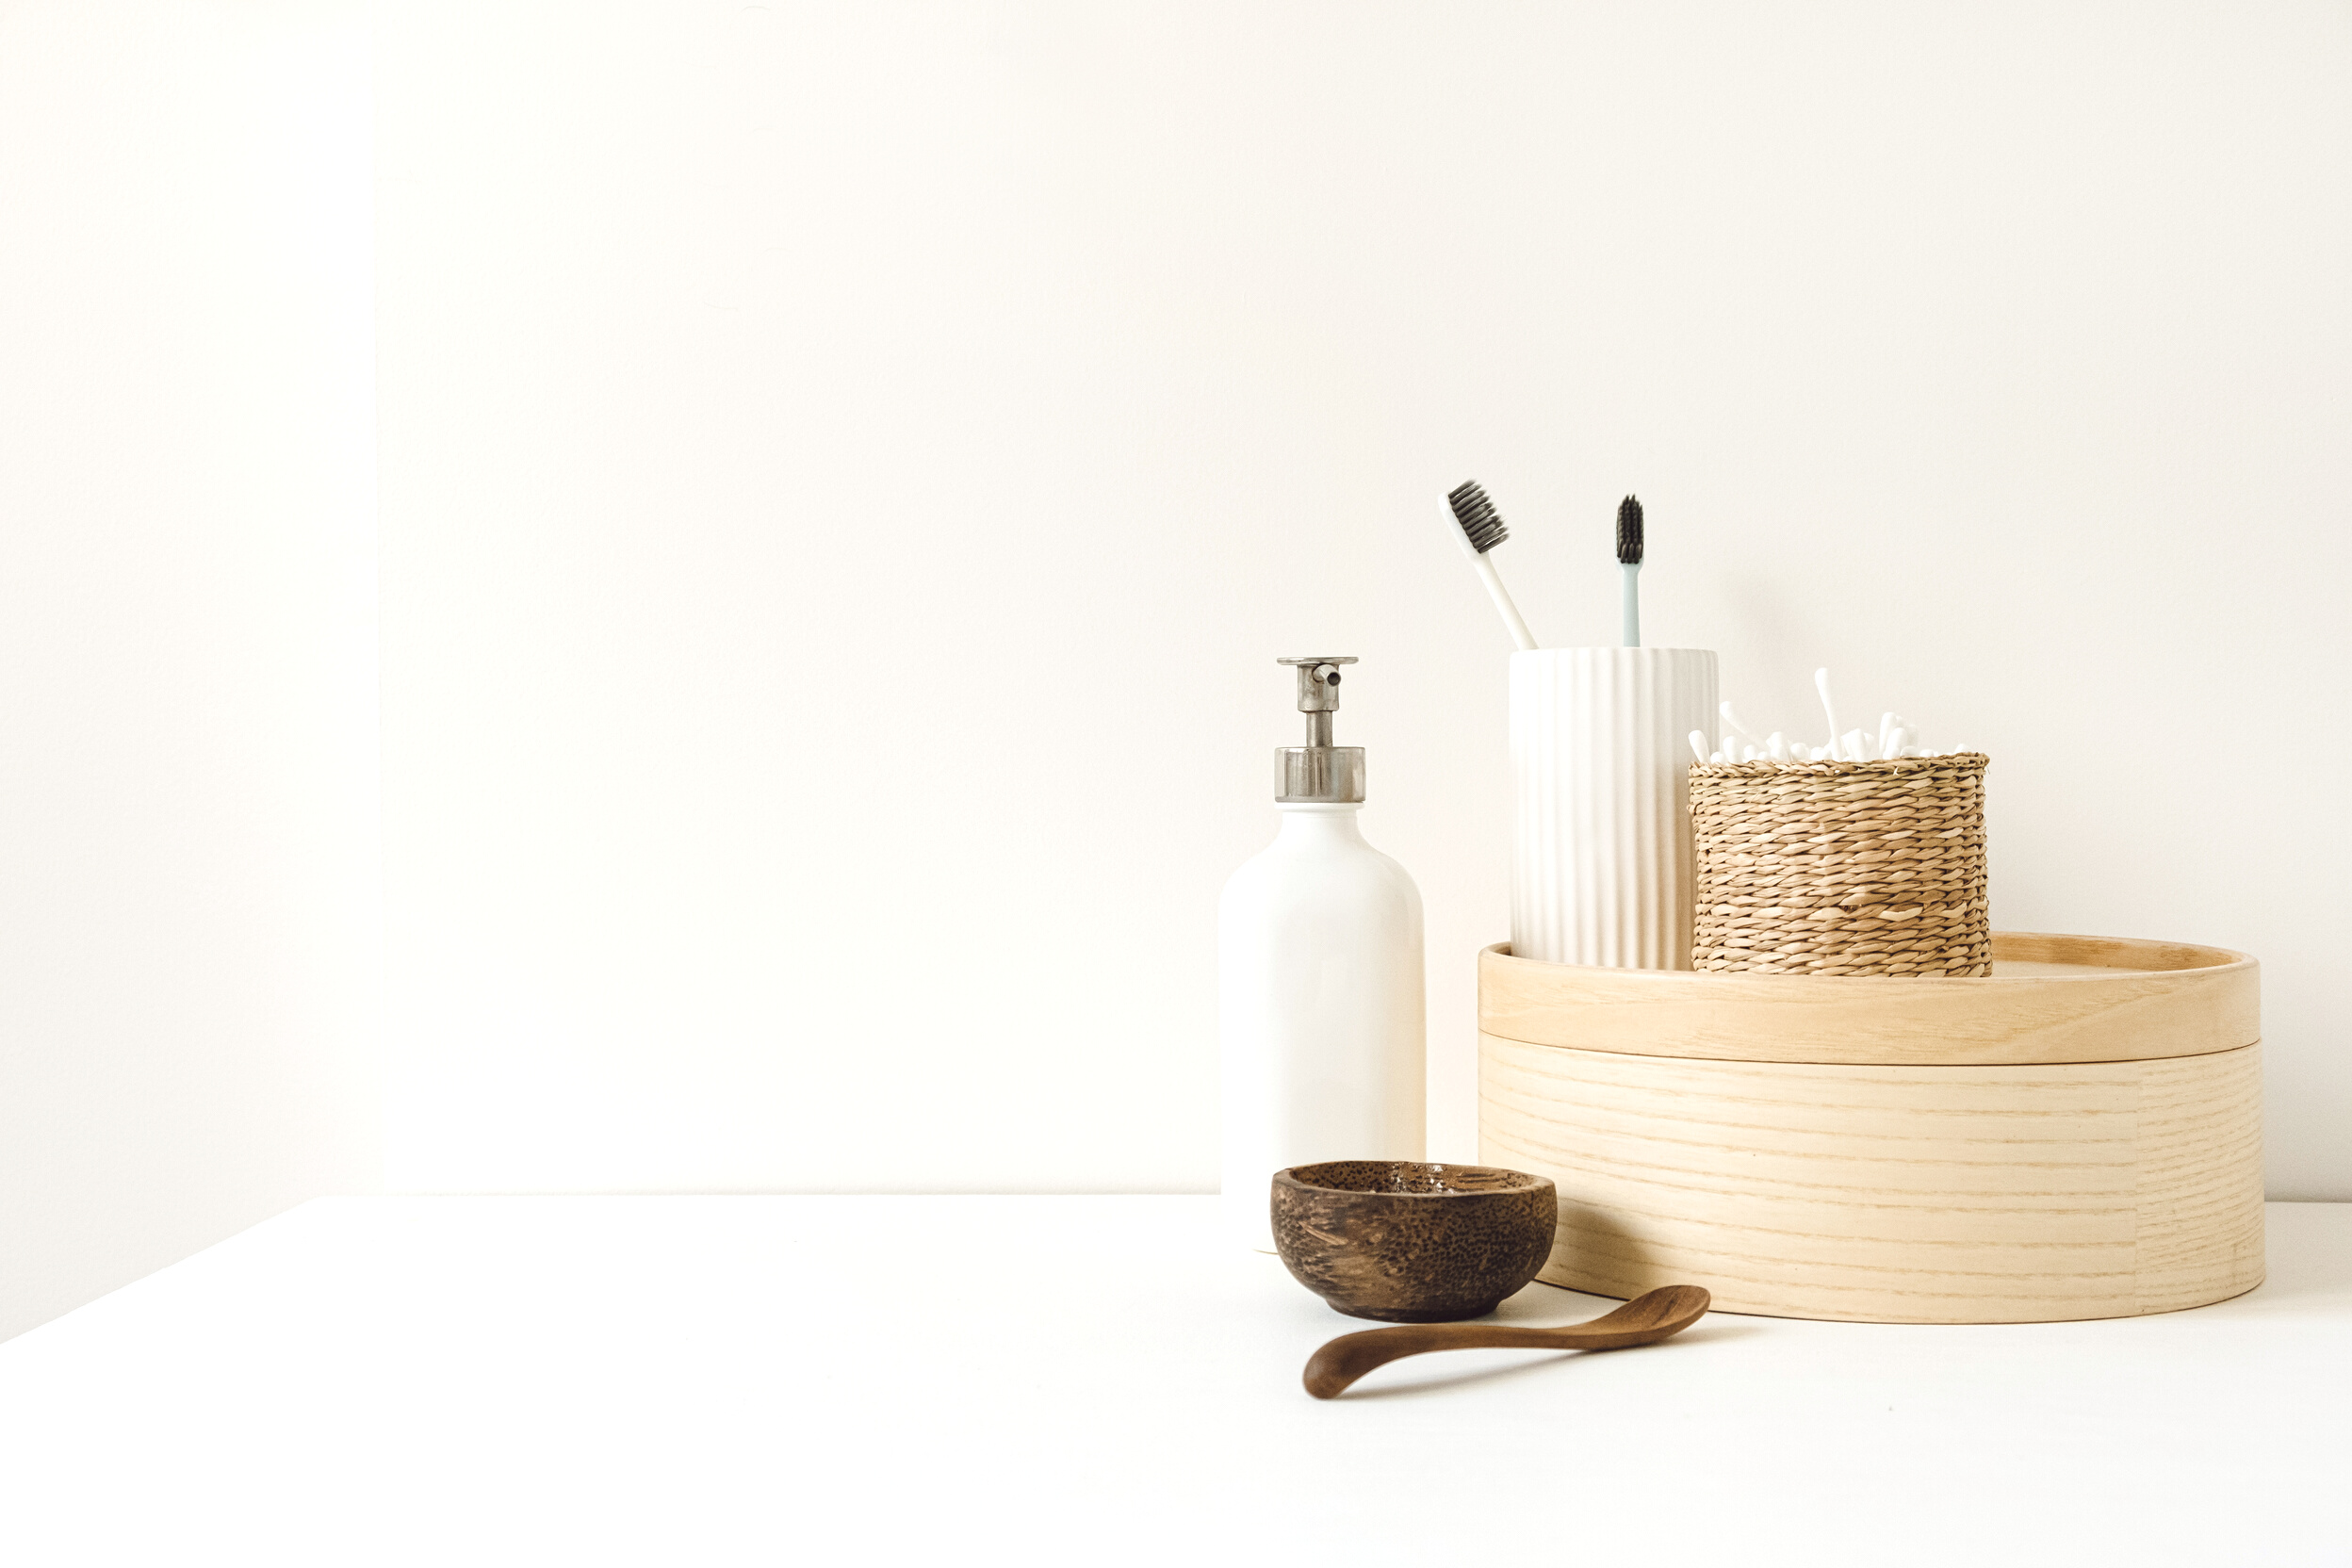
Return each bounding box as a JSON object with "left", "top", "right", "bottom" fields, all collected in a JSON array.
[{"left": 1690, "top": 753, "right": 1989, "bottom": 976}]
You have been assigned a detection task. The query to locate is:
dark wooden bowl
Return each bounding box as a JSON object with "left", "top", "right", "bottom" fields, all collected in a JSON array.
[{"left": 1270, "top": 1161, "right": 1559, "bottom": 1322}]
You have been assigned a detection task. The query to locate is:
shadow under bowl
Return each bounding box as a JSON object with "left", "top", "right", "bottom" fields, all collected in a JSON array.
[{"left": 1271, "top": 1160, "right": 1559, "bottom": 1323}]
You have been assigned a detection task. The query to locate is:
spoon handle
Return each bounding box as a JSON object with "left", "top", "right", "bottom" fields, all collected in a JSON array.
[{"left": 1301, "top": 1291, "right": 1708, "bottom": 1399}]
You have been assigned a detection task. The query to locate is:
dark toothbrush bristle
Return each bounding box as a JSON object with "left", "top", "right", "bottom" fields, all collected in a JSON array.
[
  {"left": 1447, "top": 481, "right": 1509, "bottom": 554},
  {"left": 1617, "top": 495, "right": 1644, "bottom": 564}
]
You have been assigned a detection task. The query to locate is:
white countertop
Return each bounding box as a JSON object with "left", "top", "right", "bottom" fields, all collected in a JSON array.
[{"left": 1, "top": 1197, "right": 2345, "bottom": 1566}]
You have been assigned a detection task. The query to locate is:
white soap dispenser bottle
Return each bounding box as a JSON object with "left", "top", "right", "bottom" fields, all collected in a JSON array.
[{"left": 1219, "top": 656, "right": 1426, "bottom": 1252}]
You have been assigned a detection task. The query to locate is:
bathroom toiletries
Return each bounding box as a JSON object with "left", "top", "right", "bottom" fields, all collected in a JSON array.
[
  {"left": 1445, "top": 482, "right": 1541, "bottom": 651},
  {"left": 1709, "top": 668, "right": 1964, "bottom": 764},
  {"left": 1219, "top": 657, "right": 1426, "bottom": 1253}
]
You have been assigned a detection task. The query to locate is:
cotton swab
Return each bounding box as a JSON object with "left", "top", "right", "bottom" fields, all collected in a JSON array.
[
  {"left": 1689, "top": 731, "right": 1711, "bottom": 766},
  {"left": 1712, "top": 681, "right": 1961, "bottom": 769},
  {"left": 1814, "top": 668, "right": 1842, "bottom": 760}
]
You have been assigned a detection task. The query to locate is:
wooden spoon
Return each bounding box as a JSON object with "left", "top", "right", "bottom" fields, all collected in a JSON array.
[{"left": 1301, "top": 1283, "right": 1712, "bottom": 1398}]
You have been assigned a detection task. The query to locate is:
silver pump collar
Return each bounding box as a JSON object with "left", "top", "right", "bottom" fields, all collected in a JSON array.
[{"left": 1274, "top": 656, "right": 1364, "bottom": 803}]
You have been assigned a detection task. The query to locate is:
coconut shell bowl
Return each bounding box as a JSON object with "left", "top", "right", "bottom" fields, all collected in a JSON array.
[{"left": 1270, "top": 1161, "right": 1559, "bottom": 1322}]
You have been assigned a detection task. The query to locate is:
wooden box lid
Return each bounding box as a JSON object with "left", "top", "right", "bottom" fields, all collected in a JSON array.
[{"left": 1478, "top": 931, "right": 2257, "bottom": 1067}]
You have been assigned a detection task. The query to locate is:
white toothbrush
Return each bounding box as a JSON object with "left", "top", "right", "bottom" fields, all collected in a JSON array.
[{"left": 1446, "top": 482, "right": 1539, "bottom": 651}]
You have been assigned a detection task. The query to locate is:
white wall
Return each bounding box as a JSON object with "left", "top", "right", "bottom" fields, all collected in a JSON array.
[
  {"left": 0, "top": 1, "right": 378, "bottom": 1339},
  {"left": 376, "top": 2, "right": 2351, "bottom": 1196}
]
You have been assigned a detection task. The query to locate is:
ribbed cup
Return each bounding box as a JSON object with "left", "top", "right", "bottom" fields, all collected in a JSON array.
[{"left": 1510, "top": 648, "right": 1719, "bottom": 969}]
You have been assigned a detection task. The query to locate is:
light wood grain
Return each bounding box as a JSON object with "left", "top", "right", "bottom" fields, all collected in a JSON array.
[
  {"left": 1478, "top": 931, "right": 2259, "bottom": 1066},
  {"left": 2131, "top": 1046, "right": 2266, "bottom": 1315},
  {"left": 1479, "top": 1037, "right": 2264, "bottom": 1323}
]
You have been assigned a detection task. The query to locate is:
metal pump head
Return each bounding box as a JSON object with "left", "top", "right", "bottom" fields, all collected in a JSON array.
[{"left": 1274, "top": 656, "right": 1364, "bottom": 803}]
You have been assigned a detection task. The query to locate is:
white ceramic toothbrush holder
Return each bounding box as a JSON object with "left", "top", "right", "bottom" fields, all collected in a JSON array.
[{"left": 1510, "top": 647, "right": 1719, "bottom": 970}]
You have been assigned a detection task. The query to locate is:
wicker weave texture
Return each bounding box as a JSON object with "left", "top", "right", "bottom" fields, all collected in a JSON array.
[{"left": 1690, "top": 754, "right": 1989, "bottom": 976}]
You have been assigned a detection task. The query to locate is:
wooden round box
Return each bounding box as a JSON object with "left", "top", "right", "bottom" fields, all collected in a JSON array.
[{"left": 1478, "top": 932, "right": 2263, "bottom": 1323}]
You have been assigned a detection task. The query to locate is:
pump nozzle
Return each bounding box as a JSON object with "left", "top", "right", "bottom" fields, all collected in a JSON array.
[{"left": 1274, "top": 656, "right": 1364, "bottom": 802}]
